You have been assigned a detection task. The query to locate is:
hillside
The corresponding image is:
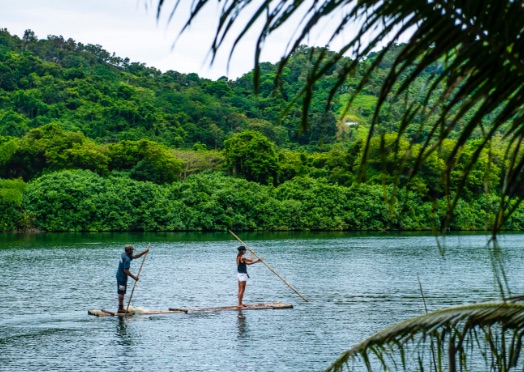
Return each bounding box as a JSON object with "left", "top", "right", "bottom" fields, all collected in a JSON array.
[
  {"left": 0, "top": 29, "right": 344, "bottom": 148},
  {"left": 0, "top": 28, "right": 518, "bottom": 232},
  {"left": 1, "top": 28, "right": 455, "bottom": 149}
]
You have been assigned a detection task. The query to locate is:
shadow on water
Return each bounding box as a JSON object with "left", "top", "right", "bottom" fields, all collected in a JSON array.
[{"left": 4, "top": 230, "right": 520, "bottom": 251}]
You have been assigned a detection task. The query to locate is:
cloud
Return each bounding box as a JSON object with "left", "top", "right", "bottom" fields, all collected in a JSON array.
[
  {"left": 0, "top": 0, "right": 271, "bottom": 79},
  {"left": 0, "top": 1, "right": 318, "bottom": 79},
  {"left": 1, "top": 1, "right": 406, "bottom": 80}
]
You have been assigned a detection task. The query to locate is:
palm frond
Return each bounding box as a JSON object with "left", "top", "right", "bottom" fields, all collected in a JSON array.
[
  {"left": 326, "top": 302, "right": 524, "bottom": 371},
  {"left": 152, "top": 2, "right": 524, "bottom": 371}
]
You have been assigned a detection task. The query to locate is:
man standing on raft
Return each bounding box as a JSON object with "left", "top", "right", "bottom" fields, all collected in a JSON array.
[
  {"left": 236, "top": 245, "right": 261, "bottom": 308},
  {"left": 116, "top": 244, "right": 149, "bottom": 313}
]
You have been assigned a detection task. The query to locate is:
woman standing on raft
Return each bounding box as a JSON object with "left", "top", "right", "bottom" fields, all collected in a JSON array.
[{"left": 236, "top": 245, "right": 261, "bottom": 308}]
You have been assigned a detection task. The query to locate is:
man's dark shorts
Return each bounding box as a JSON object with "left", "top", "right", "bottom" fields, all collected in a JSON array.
[{"left": 117, "top": 280, "right": 127, "bottom": 294}]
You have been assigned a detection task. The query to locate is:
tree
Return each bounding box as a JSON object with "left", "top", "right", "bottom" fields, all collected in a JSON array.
[
  {"left": 108, "top": 139, "right": 182, "bottom": 184},
  {"left": 223, "top": 130, "right": 279, "bottom": 185},
  {"left": 0, "top": 177, "right": 26, "bottom": 230}
]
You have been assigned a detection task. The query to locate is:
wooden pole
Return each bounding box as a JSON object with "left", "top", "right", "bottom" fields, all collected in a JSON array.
[
  {"left": 229, "top": 230, "right": 308, "bottom": 302},
  {"left": 126, "top": 243, "right": 151, "bottom": 315}
]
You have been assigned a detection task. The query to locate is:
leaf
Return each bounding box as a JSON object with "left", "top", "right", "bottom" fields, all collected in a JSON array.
[{"left": 326, "top": 302, "right": 524, "bottom": 371}]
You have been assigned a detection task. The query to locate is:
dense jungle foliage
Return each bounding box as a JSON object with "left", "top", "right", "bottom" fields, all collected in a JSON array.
[{"left": 0, "top": 28, "right": 521, "bottom": 232}]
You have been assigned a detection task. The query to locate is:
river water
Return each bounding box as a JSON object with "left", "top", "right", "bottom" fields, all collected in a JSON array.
[{"left": 1, "top": 231, "right": 524, "bottom": 371}]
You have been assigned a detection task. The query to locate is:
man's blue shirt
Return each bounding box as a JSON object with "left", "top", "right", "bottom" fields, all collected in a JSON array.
[{"left": 116, "top": 252, "right": 133, "bottom": 282}]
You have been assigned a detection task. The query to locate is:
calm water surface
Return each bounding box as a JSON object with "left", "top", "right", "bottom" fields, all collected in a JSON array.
[{"left": 1, "top": 231, "right": 524, "bottom": 371}]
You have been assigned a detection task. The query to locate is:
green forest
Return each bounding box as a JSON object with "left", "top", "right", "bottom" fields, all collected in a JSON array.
[{"left": 0, "top": 28, "right": 520, "bottom": 232}]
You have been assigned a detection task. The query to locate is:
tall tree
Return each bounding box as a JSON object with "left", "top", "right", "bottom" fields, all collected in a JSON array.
[{"left": 224, "top": 130, "right": 279, "bottom": 185}]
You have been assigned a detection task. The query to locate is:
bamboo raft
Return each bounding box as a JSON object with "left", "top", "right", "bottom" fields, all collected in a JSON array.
[
  {"left": 169, "top": 302, "right": 293, "bottom": 313},
  {"left": 88, "top": 302, "right": 293, "bottom": 317},
  {"left": 88, "top": 308, "right": 185, "bottom": 317}
]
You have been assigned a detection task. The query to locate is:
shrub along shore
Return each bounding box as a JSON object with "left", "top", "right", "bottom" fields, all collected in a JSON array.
[{"left": 3, "top": 169, "right": 523, "bottom": 232}]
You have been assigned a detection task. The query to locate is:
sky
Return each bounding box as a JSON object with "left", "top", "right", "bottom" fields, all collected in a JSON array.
[{"left": 1, "top": 0, "right": 352, "bottom": 81}]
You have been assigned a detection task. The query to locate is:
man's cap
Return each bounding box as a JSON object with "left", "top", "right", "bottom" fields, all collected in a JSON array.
[
  {"left": 125, "top": 244, "right": 134, "bottom": 251},
  {"left": 237, "top": 246, "right": 247, "bottom": 252}
]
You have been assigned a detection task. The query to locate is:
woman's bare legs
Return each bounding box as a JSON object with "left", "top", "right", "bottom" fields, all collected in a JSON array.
[{"left": 238, "top": 280, "right": 247, "bottom": 308}]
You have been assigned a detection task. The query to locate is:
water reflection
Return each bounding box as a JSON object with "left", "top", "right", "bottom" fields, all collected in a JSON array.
[
  {"left": 236, "top": 311, "right": 247, "bottom": 339},
  {"left": 116, "top": 317, "right": 133, "bottom": 346}
]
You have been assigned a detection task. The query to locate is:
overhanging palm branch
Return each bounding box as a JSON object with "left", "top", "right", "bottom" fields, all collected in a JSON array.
[
  {"left": 326, "top": 301, "right": 524, "bottom": 371},
  {"left": 153, "top": 1, "right": 524, "bottom": 370},
  {"left": 155, "top": 0, "right": 524, "bottom": 234}
]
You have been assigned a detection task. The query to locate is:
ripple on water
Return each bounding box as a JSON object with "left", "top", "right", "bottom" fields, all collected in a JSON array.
[{"left": 2, "top": 232, "right": 524, "bottom": 371}]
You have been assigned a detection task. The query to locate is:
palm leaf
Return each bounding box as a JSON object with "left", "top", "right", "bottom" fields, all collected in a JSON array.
[
  {"left": 153, "top": 2, "right": 524, "bottom": 369},
  {"left": 326, "top": 302, "right": 524, "bottom": 371}
]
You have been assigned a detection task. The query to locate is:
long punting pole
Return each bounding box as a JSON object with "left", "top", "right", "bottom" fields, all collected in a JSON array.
[
  {"left": 229, "top": 230, "right": 308, "bottom": 302},
  {"left": 126, "top": 243, "right": 151, "bottom": 315}
]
